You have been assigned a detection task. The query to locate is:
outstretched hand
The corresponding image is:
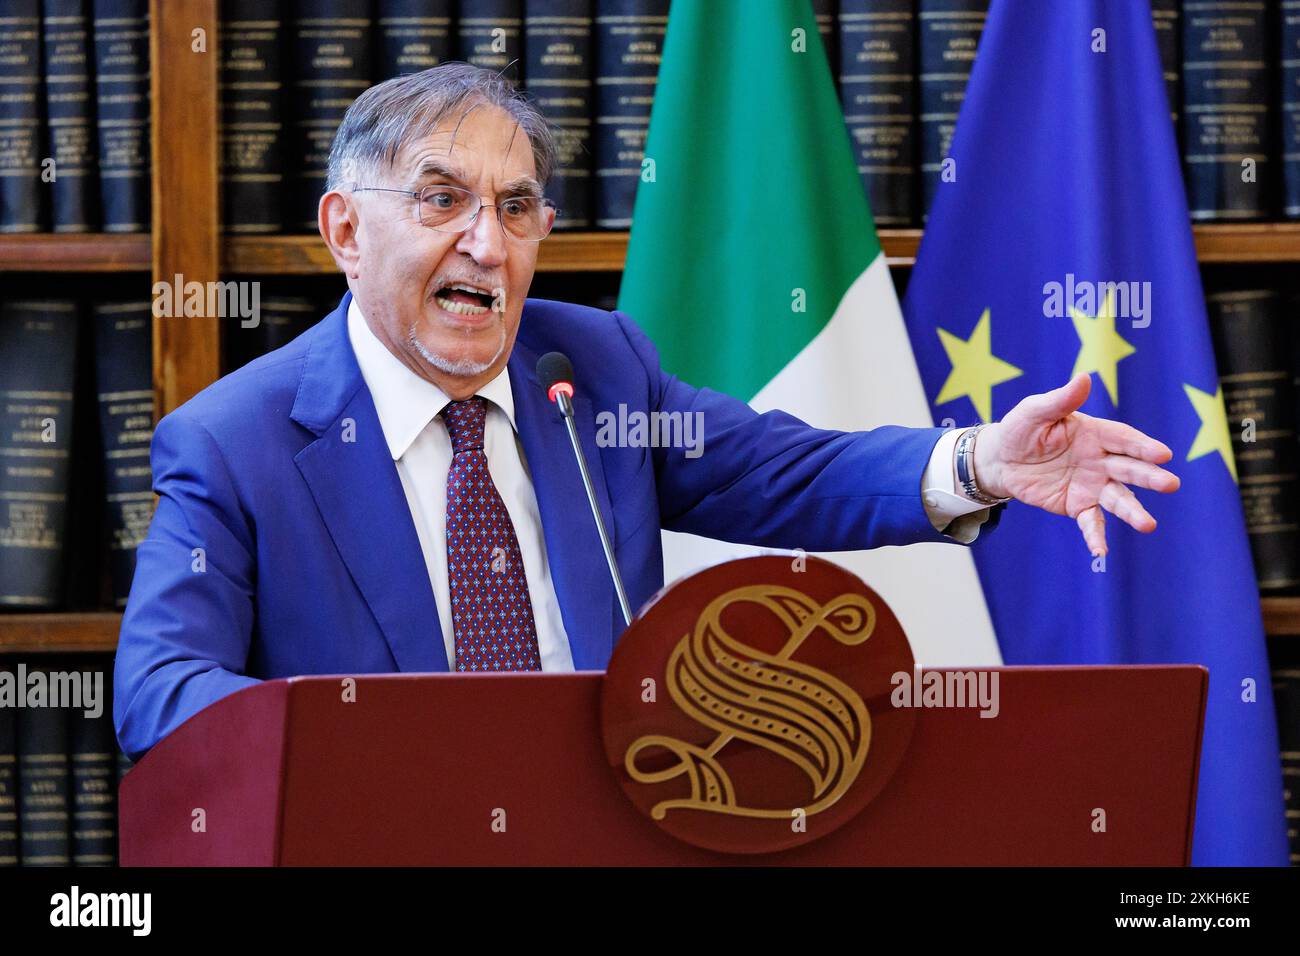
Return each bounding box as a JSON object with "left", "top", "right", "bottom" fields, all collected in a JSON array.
[{"left": 973, "top": 373, "right": 1181, "bottom": 556}]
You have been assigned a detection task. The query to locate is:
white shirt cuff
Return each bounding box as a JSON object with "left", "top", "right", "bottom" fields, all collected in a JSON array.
[{"left": 922, "top": 428, "right": 995, "bottom": 543}]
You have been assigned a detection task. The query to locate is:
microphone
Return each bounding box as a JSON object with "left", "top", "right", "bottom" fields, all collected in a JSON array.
[{"left": 537, "top": 351, "right": 633, "bottom": 626}]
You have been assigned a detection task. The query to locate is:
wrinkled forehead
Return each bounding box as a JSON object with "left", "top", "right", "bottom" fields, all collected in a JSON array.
[{"left": 393, "top": 102, "right": 539, "bottom": 191}]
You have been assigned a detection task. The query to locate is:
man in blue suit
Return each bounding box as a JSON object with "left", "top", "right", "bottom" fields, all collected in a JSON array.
[{"left": 114, "top": 64, "right": 1179, "bottom": 759}]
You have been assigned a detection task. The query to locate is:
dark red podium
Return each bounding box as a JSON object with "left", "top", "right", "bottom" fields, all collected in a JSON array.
[{"left": 119, "top": 666, "right": 1206, "bottom": 865}]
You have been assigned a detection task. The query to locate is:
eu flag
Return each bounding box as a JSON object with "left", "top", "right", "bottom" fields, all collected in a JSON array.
[{"left": 903, "top": 0, "right": 1288, "bottom": 865}]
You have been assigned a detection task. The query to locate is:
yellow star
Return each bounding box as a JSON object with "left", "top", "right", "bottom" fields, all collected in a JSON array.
[
  {"left": 935, "top": 308, "right": 1023, "bottom": 423},
  {"left": 1068, "top": 290, "right": 1136, "bottom": 406},
  {"left": 1183, "top": 382, "right": 1237, "bottom": 483}
]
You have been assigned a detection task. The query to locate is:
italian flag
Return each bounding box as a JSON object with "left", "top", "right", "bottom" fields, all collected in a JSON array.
[{"left": 618, "top": 0, "right": 1000, "bottom": 666}]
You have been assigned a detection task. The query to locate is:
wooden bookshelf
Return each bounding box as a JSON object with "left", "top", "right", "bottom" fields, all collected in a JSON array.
[
  {"left": 0, "top": 233, "right": 150, "bottom": 271},
  {"left": 0, "top": 613, "right": 122, "bottom": 653},
  {"left": 4, "top": 0, "right": 1300, "bottom": 653}
]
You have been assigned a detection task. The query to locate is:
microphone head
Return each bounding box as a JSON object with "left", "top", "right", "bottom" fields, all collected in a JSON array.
[{"left": 537, "top": 351, "right": 575, "bottom": 402}]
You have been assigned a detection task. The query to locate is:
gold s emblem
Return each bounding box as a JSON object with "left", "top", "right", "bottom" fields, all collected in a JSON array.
[{"left": 624, "top": 584, "right": 876, "bottom": 821}]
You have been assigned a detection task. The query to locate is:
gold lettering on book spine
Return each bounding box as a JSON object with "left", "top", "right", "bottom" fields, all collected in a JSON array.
[{"left": 626, "top": 585, "right": 876, "bottom": 820}]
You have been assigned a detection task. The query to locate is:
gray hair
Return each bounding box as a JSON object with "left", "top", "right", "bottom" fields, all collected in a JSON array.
[{"left": 325, "top": 62, "right": 557, "bottom": 193}]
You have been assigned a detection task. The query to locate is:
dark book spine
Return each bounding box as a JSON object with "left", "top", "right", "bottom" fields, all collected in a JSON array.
[
  {"left": 917, "top": 0, "right": 986, "bottom": 219},
  {"left": 1182, "top": 0, "right": 1270, "bottom": 221},
  {"left": 524, "top": 0, "right": 593, "bottom": 229},
  {"left": 225, "top": 296, "right": 317, "bottom": 370},
  {"left": 593, "top": 0, "right": 669, "bottom": 229},
  {"left": 42, "top": 0, "right": 98, "bottom": 232},
  {"left": 1150, "top": 0, "right": 1179, "bottom": 132},
  {"left": 291, "top": 0, "right": 372, "bottom": 231},
  {"left": 458, "top": 0, "right": 523, "bottom": 85},
  {"left": 92, "top": 303, "right": 153, "bottom": 607},
  {"left": 1270, "top": 648, "right": 1300, "bottom": 865},
  {"left": 1284, "top": 0, "right": 1300, "bottom": 219},
  {"left": 221, "top": 0, "right": 285, "bottom": 234},
  {"left": 839, "top": 0, "right": 916, "bottom": 227},
  {"left": 70, "top": 658, "right": 114, "bottom": 866},
  {"left": 18, "top": 684, "right": 70, "bottom": 865},
  {"left": 0, "top": 303, "right": 78, "bottom": 609},
  {"left": 377, "top": 0, "right": 451, "bottom": 80},
  {"left": 812, "top": 0, "right": 837, "bottom": 80},
  {"left": 0, "top": 0, "right": 46, "bottom": 233},
  {"left": 1208, "top": 289, "right": 1300, "bottom": 591},
  {"left": 92, "top": 0, "right": 149, "bottom": 232},
  {"left": 0, "top": 664, "right": 15, "bottom": 866}
]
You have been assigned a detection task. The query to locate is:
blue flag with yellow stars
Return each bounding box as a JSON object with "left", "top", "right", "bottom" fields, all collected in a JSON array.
[{"left": 903, "top": 0, "right": 1288, "bottom": 865}]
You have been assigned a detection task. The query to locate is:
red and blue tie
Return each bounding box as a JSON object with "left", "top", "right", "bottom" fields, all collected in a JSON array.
[{"left": 442, "top": 396, "right": 543, "bottom": 671}]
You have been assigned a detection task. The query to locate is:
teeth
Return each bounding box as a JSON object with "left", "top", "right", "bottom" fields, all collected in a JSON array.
[
  {"left": 449, "top": 282, "right": 492, "bottom": 297},
  {"left": 435, "top": 295, "right": 490, "bottom": 316}
]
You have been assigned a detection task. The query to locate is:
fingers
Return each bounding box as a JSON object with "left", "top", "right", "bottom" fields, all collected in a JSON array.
[
  {"left": 1077, "top": 506, "right": 1106, "bottom": 556},
  {"left": 1096, "top": 418, "right": 1173, "bottom": 463},
  {"left": 1015, "top": 372, "right": 1092, "bottom": 424},
  {"left": 1103, "top": 455, "right": 1181, "bottom": 493},
  {"left": 1098, "top": 479, "right": 1157, "bottom": 533}
]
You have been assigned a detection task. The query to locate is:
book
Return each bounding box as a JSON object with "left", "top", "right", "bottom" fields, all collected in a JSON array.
[
  {"left": 1269, "top": 644, "right": 1300, "bottom": 865},
  {"left": 593, "top": 0, "right": 669, "bottom": 229},
  {"left": 1207, "top": 288, "right": 1300, "bottom": 592},
  {"left": 290, "top": 0, "right": 372, "bottom": 231},
  {"left": 220, "top": 0, "right": 285, "bottom": 234},
  {"left": 0, "top": 0, "right": 46, "bottom": 233},
  {"left": 377, "top": 0, "right": 452, "bottom": 80},
  {"left": 917, "top": 0, "right": 987, "bottom": 218},
  {"left": 17, "top": 680, "right": 71, "bottom": 865},
  {"left": 812, "top": 0, "right": 836, "bottom": 79},
  {"left": 42, "top": 0, "right": 98, "bottom": 232},
  {"left": 92, "top": 0, "right": 149, "bottom": 232},
  {"left": 524, "top": 0, "right": 594, "bottom": 229},
  {"left": 1284, "top": 0, "right": 1300, "bottom": 219},
  {"left": 1182, "top": 0, "right": 1271, "bottom": 221},
  {"left": 93, "top": 302, "right": 153, "bottom": 607},
  {"left": 1150, "top": 0, "right": 1180, "bottom": 132},
  {"left": 225, "top": 296, "right": 319, "bottom": 371},
  {"left": 458, "top": 0, "right": 524, "bottom": 85},
  {"left": 69, "top": 656, "right": 115, "bottom": 866},
  {"left": 0, "top": 663, "right": 15, "bottom": 866},
  {"left": 0, "top": 302, "right": 79, "bottom": 609},
  {"left": 839, "top": 0, "right": 917, "bottom": 227}
]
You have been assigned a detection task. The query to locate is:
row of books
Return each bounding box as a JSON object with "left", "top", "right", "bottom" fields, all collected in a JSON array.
[
  {"left": 212, "top": 0, "right": 1300, "bottom": 230},
  {"left": 1207, "top": 283, "right": 1300, "bottom": 594},
  {"left": 0, "top": 657, "right": 129, "bottom": 867},
  {"left": 5, "top": 1, "right": 1298, "bottom": 237},
  {"left": 0, "top": 0, "right": 149, "bottom": 233}
]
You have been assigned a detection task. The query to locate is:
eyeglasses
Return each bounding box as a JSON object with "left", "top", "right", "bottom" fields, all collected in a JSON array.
[{"left": 351, "top": 183, "right": 556, "bottom": 242}]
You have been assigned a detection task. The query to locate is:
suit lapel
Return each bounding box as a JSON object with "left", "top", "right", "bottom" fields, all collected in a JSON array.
[
  {"left": 508, "top": 339, "right": 617, "bottom": 670},
  {"left": 291, "top": 295, "right": 447, "bottom": 673}
]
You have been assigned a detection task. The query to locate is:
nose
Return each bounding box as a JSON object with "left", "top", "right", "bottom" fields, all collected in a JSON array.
[{"left": 454, "top": 204, "right": 508, "bottom": 269}]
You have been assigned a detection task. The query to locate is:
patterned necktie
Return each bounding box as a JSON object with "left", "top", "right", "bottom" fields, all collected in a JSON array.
[{"left": 442, "top": 396, "right": 543, "bottom": 671}]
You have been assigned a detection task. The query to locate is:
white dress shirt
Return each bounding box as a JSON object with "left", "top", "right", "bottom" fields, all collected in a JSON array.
[
  {"left": 347, "top": 301, "right": 575, "bottom": 672},
  {"left": 347, "top": 301, "right": 994, "bottom": 670}
]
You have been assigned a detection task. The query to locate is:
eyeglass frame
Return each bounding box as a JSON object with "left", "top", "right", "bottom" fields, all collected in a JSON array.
[{"left": 348, "top": 183, "right": 558, "bottom": 242}]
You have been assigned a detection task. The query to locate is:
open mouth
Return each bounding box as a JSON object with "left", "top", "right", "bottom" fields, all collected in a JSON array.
[{"left": 433, "top": 282, "right": 497, "bottom": 316}]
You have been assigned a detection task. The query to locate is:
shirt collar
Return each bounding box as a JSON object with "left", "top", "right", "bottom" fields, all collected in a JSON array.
[{"left": 346, "top": 297, "right": 517, "bottom": 461}]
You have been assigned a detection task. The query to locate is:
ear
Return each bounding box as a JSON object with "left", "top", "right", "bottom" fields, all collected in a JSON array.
[{"left": 320, "top": 190, "right": 361, "bottom": 279}]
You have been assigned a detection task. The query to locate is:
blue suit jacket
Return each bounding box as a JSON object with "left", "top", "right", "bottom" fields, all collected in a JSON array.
[{"left": 113, "top": 292, "right": 969, "bottom": 759}]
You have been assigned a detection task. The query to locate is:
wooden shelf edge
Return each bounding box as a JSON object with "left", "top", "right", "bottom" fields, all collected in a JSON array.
[
  {"left": 1263, "top": 597, "right": 1300, "bottom": 637},
  {"left": 0, "top": 234, "right": 150, "bottom": 272},
  {"left": 219, "top": 223, "right": 1300, "bottom": 275},
  {"left": 0, "top": 612, "right": 122, "bottom": 653}
]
